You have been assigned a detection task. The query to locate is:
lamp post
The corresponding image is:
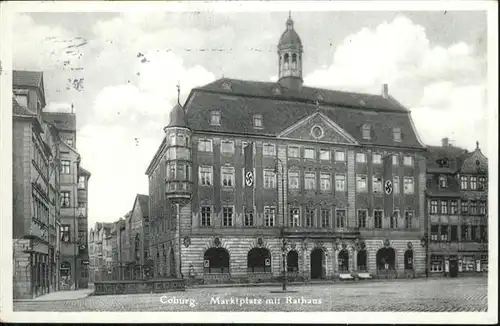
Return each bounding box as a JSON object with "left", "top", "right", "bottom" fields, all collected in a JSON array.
[
  {"left": 274, "top": 158, "right": 287, "bottom": 291},
  {"left": 420, "top": 236, "right": 428, "bottom": 279}
]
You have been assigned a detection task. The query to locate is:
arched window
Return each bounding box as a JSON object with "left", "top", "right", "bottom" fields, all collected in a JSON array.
[
  {"left": 376, "top": 247, "right": 396, "bottom": 270},
  {"left": 291, "top": 53, "right": 297, "bottom": 69},
  {"left": 287, "top": 250, "right": 299, "bottom": 272},
  {"left": 204, "top": 247, "right": 230, "bottom": 274},
  {"left": 247, "top": 248, "right": 271, "bottom": 273},
  {"left": 284, "top": 53, "right": 289, "bottom": 69},
  {"left": 404, "top": 250, "right": 414, "bottom": 270},
  {"left": 357, "top": 249, "right": 367, "bottom": 271},
  {"left": 338, "top": 249, "right": 349, "bottom": 272}
]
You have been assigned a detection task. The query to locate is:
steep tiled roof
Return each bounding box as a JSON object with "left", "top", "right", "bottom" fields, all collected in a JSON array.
[
  {"left": 42, "top": 112, "right": 77, "bottom": 132},
  {"left": 137, "top": 194, "right": 149, "bottom": 217},
  {"left": 425, "top": 145, "right": 470, "bottom": 173},
  {"left": 12, "top": 96, "right": 35, "bottom": 117},
  {"left": 79, "top": 166, "right": 91, "bottom": 177},
  {"left": 185, "top": 83, "right": 424, "bottom": 149},
  {"left": 13, "top": 70, "right": 43, "bottom": 88}
]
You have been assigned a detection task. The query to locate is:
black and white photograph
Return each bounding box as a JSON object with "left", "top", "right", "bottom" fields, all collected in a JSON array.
[{"left": 0, "top": 1, "right": 497, "bottom": 324}]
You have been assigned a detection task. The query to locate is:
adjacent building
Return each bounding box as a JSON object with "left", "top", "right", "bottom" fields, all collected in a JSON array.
[
  {"left": 145, "top": 15, "right": 428, "bottom": 283},
  {"left": 425, "top": 138, "right": 488, "bottom": 276}
]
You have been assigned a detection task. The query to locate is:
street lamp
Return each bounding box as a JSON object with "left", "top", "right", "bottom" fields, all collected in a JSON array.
[
  {"left": 420, "top": 236, "right": 428, "bottom": 278},
  {"left": 274, "top": 158, "right": 287, "bottom": 291}
]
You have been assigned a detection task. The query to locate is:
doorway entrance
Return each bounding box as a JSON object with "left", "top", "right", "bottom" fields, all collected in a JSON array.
[{"left": 310, "top": 248, "right": 324, "bottom": 279}]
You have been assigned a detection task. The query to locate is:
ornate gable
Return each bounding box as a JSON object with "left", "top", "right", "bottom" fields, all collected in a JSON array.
[
  {"left": 278, "top": 111, "right": 359, "bottom": 144},
  {"left": 460, "top": 146, "right": 488, "bottom": 174}
]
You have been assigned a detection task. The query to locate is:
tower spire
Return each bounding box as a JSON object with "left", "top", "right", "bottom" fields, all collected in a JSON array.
[{"left": 176, "top": 81, "right": 180, "bottom": 105}]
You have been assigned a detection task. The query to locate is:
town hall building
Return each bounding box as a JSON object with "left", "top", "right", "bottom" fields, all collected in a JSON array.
[{"left": 145, "top": 14, "right": 428, "bottom": 283}]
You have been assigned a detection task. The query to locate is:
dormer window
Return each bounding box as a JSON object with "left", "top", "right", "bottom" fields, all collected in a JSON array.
[
  {"left": 210, "top": 110, "right": 221, "bottom": 126},
  {"left": 393, "top": 127, "right": 401, "bottom": 142},
  {"left": 253, "top": 114, "right": 263, "bottom": 128},
  {"left": 439, "top": 175, "right": 447, "bottom": 188},
  {"left": 221, "top": 81, "right": 232, "bottom": 91},
  {"left": 362, "top": 124, "right": 371, "bottom": 140},
  {"left": 15, "top": 94, "right": 28, "bottom": 108}
]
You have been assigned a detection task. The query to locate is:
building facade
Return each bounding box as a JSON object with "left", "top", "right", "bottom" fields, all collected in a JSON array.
[
  {"left": 145, "top": 15, "right": 428, "bottom": 283},
  {"left": 425, "top": 138, "right": 488, "bottom": 276},
  {"left": 12, "top": 71, "right": 60, "bottom": 298}
]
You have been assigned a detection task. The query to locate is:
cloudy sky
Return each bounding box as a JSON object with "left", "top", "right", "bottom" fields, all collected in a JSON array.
[{"left": 12, "top": 9, "right": 489, "bottom": 227}]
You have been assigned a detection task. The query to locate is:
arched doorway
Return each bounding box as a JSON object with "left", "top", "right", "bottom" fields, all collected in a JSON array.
[
  {"left": 287, "top": 250, "right": 299, "bottom": 273},
  {"left": 338, "top": 249, "right": 349, "bottom": 272},
  {"left": 247, "top": 248, "right": 271, "bottom": 273},
  {"left": 204, "top": 247, "right": 230, "bottom": 274},
  {"left": 376, "top": 247, "right": 396, "bottom": 270},
  {"left": 404, "top": 250, "right": 414, "bottom": 270},
  {"left": 170, "top": 247, "right": 176, "bottom": 277},
  {"left": 357, "top": 250, "right": 367, "bottom": 271},
  {"left": 310, "top": 248, "right": 325, "bottom": 279}
]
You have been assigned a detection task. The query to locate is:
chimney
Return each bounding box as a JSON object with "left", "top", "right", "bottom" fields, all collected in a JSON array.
[
  {"left": 441, "top": 137, "right": 449, "bottom": 147},
  {"left": 381, "top": 84, "right": 389, "bottom": 99}
]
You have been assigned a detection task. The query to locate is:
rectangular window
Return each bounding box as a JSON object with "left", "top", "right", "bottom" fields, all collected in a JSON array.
[
  {"left": 78, "top": 176, "right": 85, "bottom": 189},
  {"left": 199, "top": 166, "right": 212, "bottom": 186},
  {"left": 470, "top": 201, "right": 477, "bottom": 215},
  {"left": 372, "top": 176, "right": 382, "bottom": 194},
  {"left": 431, "top": 225, "right": 438, "bottom": 241},
  {"left": 480, "top": 225, "right": 487, "bottom": 242},
  {"left": 393, "top": 176, "right": 400, "bottom": 195},
  {"left": 392, "top": 154, "right": 398, "bottom": 166},
  {"left": 357, "top": 210, "right": 367, "bottom": 228},
  {"left": 356, "top": 153, "right": 367, "bottom": 163},
  {"left": 403, "top": 177, "right": 414, "bottom": 194},
  {"left": 372, "top": 153, "right": 382, "bottom": 164},
  {"left": 221, "top": 167, "right": 234, "bottom": 187},
  {"left": 221, "top": 140, "right": 234, "bottom": 154},
  {"left": 451, "top": 225, "right": 458, "bottom": 241},
  {"left": 253, "top": 114, "right": 263, "bottom": 127},
  {"left": 320, "top": 173, "right": 331, "bottom": 191},
  {"left": 391, "top": 210, "right": 399, "bottom": 229},
  {"left": 288, "top": 170, "right": 300, "bottom": 189},
  {"left": 61, "top": 160, "right": 71, "bottom": 174},
  {"left": 440, "top": 200, "right": 448, "bottom": 214},
  {"left": 290, "top": 208, "right": 300, "bottom": 227},
  {"left": 321, "top": 209, "right": 330, "bottom": 228},
  {"left": 448, "top": 200, "right": 458, "bottom": 214},
  {"left": 405, "top": 211, "right": 413, "bottom": 228},
  {"left": 374, "top": 210, "right": 383, "bottom": 229},
  {"left": 304, "top": 172, "right": 316, "bottom": 190},
  {"left": 15, "top": 94, "right": 28, "bottom": 107},
  {"left": 244, "top": 208, "right": 254, "bottom": 227},
  {"left": 288, "top": 146, "right": 300, "bottom": 158},
  {"left": 319, "top": 149, "right": 330, "bottom": 161},
  {"left": 198, "top": 139, "right": 213, "bottom": 152},
  {"left": 471, "top": 225, "right": 478, "bottom": 241},
  {"left": 335, "top": 174, "right": 346, "bottom": 192},
  {"left": 393, "top": 127, "right": 401, "bottom": 142},
  {"left": 201, "top": 206, "right": 211, "bottom": 226},
  {"left": 210, "top": 111, "right": 221, "bottom": 126},
  {"left": 222, "top": 207, "right": 233, "bottom": 226},
  {"left": 479, "top": 201, "right": 487, "bottom": 215},
  {"left": 66, "top": 138, "right": 73, "bottom": 147},
  {"left": 263, "top": 143, "right": 275, "bottom": 156},
  {"left": 241, "top": 141, "right": 249, "bottom": 155},
  {"left": 441, "top": 225, "right": 449, "bottom": 241},
  {"left": 362, "top": 125, "right": 371, "bottom": 140},
  {"left": 470, "top": 176, "right": 477, "bottom": 190},
  {"left": 430, "top": 200, "right": 438, "bottom": 214},
  {"left": 403, "top": 156, "right": 413, "bottom": 166},
  {"left": 304, "top": 148, "right": 315, "bottom": 160},
  {"left": 356, "top": 175, "right": 367, "bottom": 192},
  {"left": 264, "top": 207, "right": 276, "bottom": 227},
  {"left": 60, "top": 191, "right": 70, "bottom": 208},
  {"left": 439, "top": 175, "right": 447, "bottom": 188},
  {"left": 461, "top": 224, "right": 469, "bottom": 241},
  {"left": 263, "top": 169, "right": 276, "bottom": 189},
  {"left": 305, "top": 208, "right": 315, "bottom": 227},
  {"left": 478, "top": 176, "right": 487, "bottom": 190},
  {"left": 461, "top": 201, "right": 469, "bottom": 214},
  {"left": 334, "top": 150, "right": 345, "bottom": 162},
  {"left": 336, "top": 209, "right": 346, "bottom": 228},
  {"left": 460, "top": 176, "right": 468, "bottom": 190},
  {"left": 60, "top": 225, "right": 70, "bottom": 243}
]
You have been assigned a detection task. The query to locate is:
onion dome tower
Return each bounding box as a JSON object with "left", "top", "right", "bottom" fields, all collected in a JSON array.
[{"left": 277, "top": 11, "right": 303, "bottom": 91}]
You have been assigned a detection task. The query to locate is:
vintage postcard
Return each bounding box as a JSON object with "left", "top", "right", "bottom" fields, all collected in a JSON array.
[{"left": 0, "top": 0, "right": 497, "bottom": 324}]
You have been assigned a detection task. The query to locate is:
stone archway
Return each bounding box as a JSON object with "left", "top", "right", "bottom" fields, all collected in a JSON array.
[
  {"left": 357, "top": 249, "right": 367, "bottom": 271},
  {"left": 247, "top": 247, "right": 271, "bottom": 273},
  {"left": 338, "top": 249, "right": 349, "bottom": 273},
  {"left": 310, "top": 248, "right": 325, "bottom": 279},
  {"left": 287, "top": 250, "right": 299, "bottom": 273},
  {"left": 404, "top": 250, "right": 414, "bottom": 270},
  {"left": 376, "top": 247, "right": 396, "bottom": 271},
  {"left": 204, "top": 247, "right": 230, "bottom": 274}
]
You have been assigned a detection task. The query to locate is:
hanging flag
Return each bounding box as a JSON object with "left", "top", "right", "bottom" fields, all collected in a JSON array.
[
  {"left": 383, "top": 154, "right": 394, "bottom": 220},
  {"left": 244, "top": 142, "right": 254, "bottom": 212}
]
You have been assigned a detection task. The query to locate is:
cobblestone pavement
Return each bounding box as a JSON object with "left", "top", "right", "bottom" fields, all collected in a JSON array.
[{"left": 13, "top": 277, "right": 487, "bottom": 312}]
